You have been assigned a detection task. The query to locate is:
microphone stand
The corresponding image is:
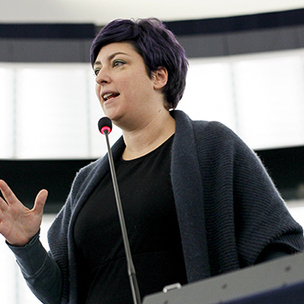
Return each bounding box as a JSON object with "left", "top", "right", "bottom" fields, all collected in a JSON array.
[{"left": 103, "top": 129, "right": 142, "bottom": 304}]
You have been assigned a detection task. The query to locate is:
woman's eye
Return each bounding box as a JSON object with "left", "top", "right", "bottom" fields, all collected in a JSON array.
[
  {"left": 94, "top": 68, "right": 100, "bottom": 76},
  {"left": 113, "top": 60, "right": 126, "bottom": 67}
]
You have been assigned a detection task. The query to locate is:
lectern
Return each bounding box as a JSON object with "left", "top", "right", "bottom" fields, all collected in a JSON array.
[{"left": 143, "top": 252, "right": 304, "bottom": 304}]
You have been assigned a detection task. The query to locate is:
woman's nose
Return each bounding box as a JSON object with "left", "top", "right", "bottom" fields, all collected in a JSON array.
[{"left": 95, "top": 68, "right": 111, "bottom": 85}]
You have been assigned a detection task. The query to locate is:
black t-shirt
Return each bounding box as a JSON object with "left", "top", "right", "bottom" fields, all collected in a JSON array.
[{"left": 74, "top": 135, "right": 187, "bottom": 303}]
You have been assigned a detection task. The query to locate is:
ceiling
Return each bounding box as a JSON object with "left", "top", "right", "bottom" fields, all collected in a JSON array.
[{"left": 1, "top": 0, "right": 304, "bottom": 25}]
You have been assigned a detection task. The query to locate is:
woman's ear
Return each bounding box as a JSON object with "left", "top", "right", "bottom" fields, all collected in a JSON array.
[{"left": 152, "top": 67, "right": 168, "bottom": 90}]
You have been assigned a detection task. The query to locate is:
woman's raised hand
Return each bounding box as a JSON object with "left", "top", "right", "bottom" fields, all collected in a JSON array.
[{"left": 0, "top": 180, "right": 48, "bottom": 247}]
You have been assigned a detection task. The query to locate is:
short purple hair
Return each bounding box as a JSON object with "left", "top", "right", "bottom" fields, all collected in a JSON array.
[{"left": 90, "top": 18, "right": 188, "bottom": 109}]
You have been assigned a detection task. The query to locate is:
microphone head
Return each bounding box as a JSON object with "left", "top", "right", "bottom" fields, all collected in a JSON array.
[{"left": 98, "top": 117, "right": 112, "bottom": 135}]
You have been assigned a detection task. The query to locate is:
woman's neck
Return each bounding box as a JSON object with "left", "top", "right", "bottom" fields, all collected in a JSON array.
[{"left": 122, "top": 109, "right": 175, "bottom": 160}]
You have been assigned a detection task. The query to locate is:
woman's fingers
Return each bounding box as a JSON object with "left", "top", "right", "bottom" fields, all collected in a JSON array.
[
  {"left": 0, "top": 180, "right": 47, "bottom": 214},
  {"left": 0, "top": 179, "right": 19, "bottom": 206}
]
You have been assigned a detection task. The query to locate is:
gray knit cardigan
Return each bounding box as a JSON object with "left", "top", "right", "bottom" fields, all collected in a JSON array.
[{"left": 15, "top": 110, "right": 304, "bottom": 304}]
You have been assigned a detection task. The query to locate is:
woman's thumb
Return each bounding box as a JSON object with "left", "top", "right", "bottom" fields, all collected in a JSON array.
[{"left": 33, "top": 189, "right": 48, "bottom": 215}]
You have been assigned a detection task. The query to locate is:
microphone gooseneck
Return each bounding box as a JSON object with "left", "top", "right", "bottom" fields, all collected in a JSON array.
[{"left": 98, "top": 117, "right": 142, "bottom": 304}]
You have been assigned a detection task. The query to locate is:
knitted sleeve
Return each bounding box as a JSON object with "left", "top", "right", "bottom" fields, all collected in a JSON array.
[
  {"left": 7, "top": 232, "right": 62, "bottom": 304},
  {"left": 230, "top": 126, "right": 304, "bottom": 263},
  {"left": 193, "top": 120, "right": 304, "bottom": 274}
]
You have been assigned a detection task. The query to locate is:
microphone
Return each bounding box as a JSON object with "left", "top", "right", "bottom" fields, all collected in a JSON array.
[
  {"left": 98, "top": 117, "right": 112, "bottom": 135},
  {"left": 98, "top": 117, "right": 142, "bottom": 304}
]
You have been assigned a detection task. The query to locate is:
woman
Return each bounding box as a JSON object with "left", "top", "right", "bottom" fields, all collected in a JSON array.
[{"left": 0, "top": 18, "right": 303, "bottom": 304}]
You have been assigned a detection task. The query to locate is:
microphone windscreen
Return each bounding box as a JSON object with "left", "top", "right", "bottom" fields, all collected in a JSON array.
[{"left": 98, "top": 117, "right": 112, "bottom": 134}]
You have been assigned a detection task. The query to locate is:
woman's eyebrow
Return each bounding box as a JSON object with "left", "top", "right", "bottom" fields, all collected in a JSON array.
[{"left": 108, "top": 51, "right": 129, "bottom": 60}]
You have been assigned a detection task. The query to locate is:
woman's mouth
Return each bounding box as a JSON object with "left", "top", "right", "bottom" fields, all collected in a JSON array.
[{"left": 102, "top": 92, "right": 120, "bottom": 101}]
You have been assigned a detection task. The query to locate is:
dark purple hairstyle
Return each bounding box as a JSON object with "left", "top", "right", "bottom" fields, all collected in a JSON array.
[{"left": 90, "top": 18, "right": 188, "bottom": 109}]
